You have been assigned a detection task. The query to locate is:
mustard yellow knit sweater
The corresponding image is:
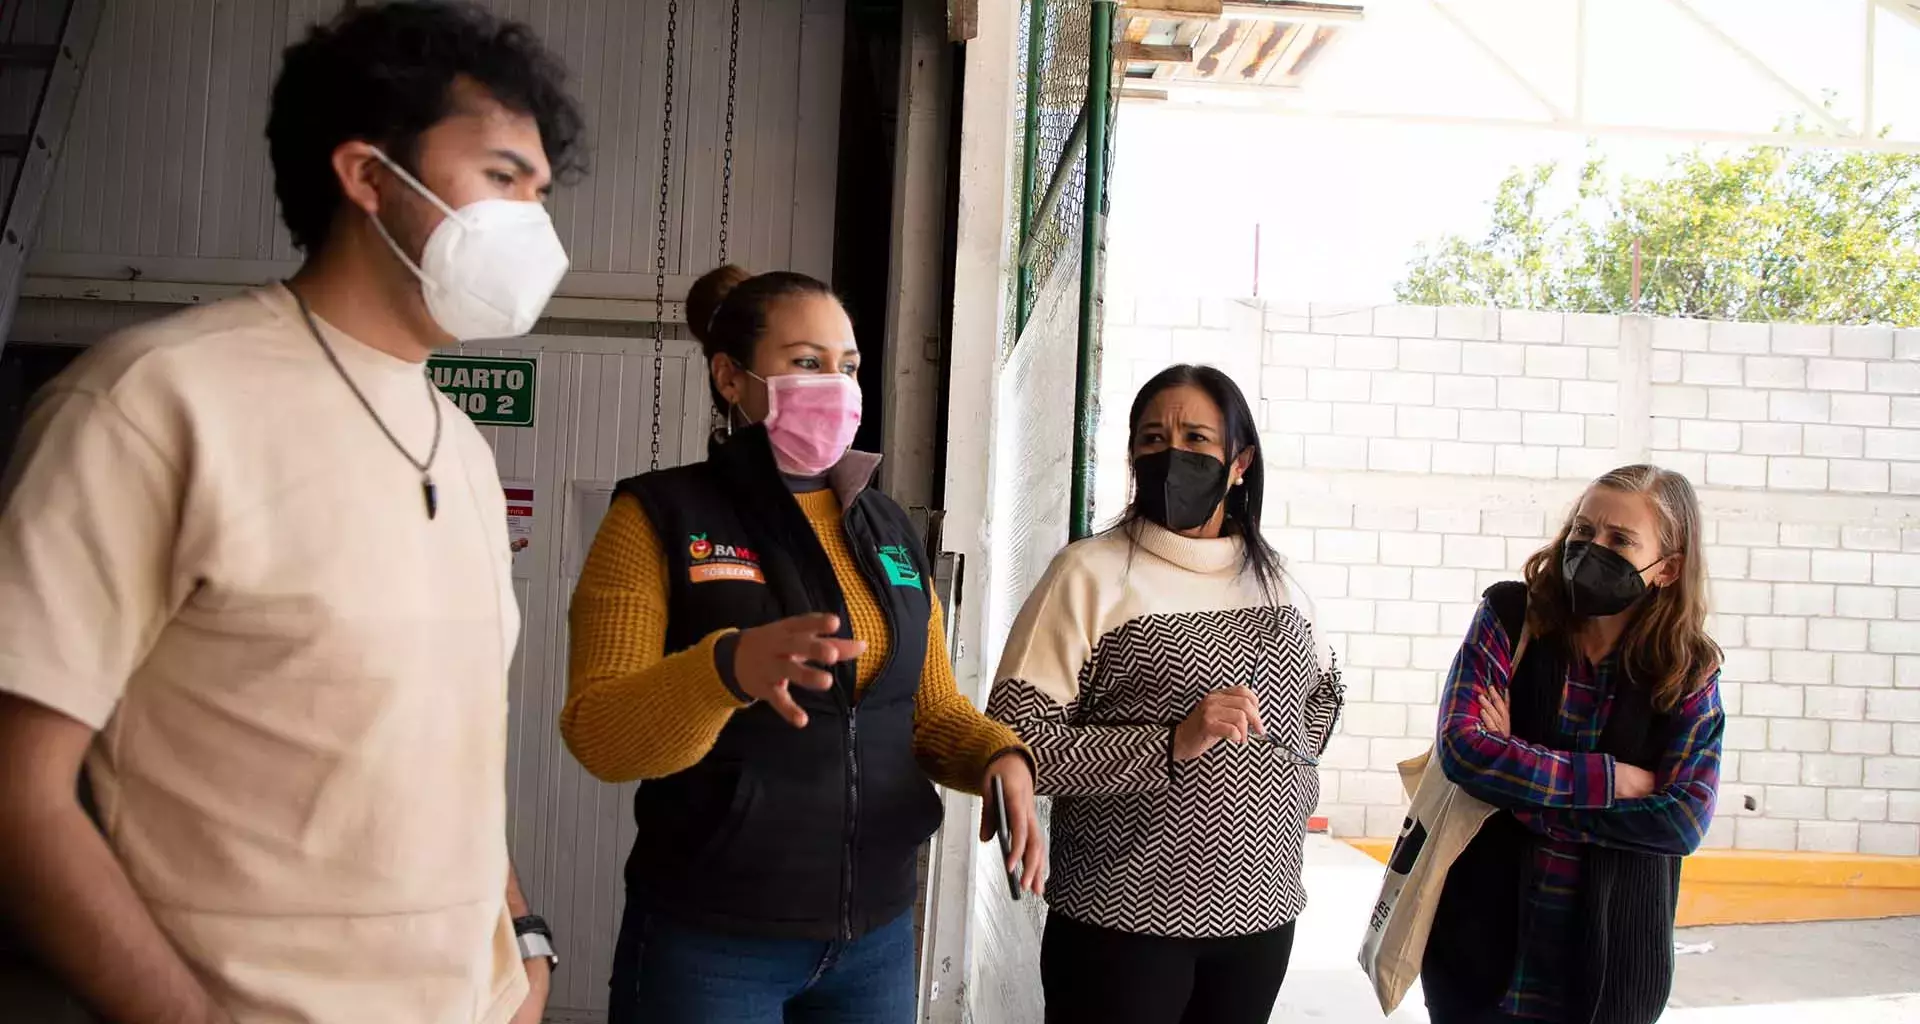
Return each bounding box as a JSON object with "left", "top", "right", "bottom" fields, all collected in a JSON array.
[{"left": 563, "top": 489, "right": 1022, "bottom": 794}]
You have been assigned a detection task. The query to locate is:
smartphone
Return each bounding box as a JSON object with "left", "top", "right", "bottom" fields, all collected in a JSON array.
[{"left": 992, "top": 775, "right": 1023, "bottom": 901}]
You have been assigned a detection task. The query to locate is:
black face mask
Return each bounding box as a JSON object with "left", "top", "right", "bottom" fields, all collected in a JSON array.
[
  {"left": 1561, "top": 540, "right": 1662, "bottom": 618},
  {"left": 1133, "top": 449, "right": 1229, "bottom": 532}
]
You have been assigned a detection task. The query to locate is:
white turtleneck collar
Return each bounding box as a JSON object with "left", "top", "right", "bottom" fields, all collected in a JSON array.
[{"left": 1126, "top": 519, "right": 1246, "bottom": 576}]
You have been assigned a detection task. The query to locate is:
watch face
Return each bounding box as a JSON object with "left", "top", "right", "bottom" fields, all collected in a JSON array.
[{"left": 517, "top": 930, "right": 559, "bottom": 969}]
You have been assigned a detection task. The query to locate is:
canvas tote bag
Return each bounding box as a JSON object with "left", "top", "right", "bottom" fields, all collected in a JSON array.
[{"left": 1357, "top": 627, "right": 1532, "bottom": 1014}]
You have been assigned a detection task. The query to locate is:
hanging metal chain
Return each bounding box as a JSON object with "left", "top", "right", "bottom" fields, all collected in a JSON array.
[
  {"left": 717, "top": 0, "right": 740, "bottom": 264},
  {"left": 651, "top": 0, "right": 678, "bottom": 472}
]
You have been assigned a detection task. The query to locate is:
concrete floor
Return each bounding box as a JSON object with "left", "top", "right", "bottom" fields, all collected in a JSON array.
[{"left": 1276, "top": 836, "right": 1920, "bottom": 1024}]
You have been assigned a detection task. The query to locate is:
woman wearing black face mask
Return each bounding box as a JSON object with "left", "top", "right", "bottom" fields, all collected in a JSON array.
[
  {"left": 986, "top": 365, "right": 1344, "bottom": 1024},
  {"left": 1422, "top": 465, "right": 1725, "bottom": 1024}
]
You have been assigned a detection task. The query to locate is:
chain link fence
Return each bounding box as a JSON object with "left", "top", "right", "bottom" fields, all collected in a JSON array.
[
  {"left": 1023, "top": 0, "right": 1092, "bottom": 313},
  {"left": 1004, "top": 0, "right": 1113, "bottom": 357},
  {"left": 1001, "top": 0, "right": 1123, "bottom": 544}
]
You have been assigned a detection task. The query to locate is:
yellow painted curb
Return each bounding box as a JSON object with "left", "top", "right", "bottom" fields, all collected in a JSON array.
[
  {"left": 1677, "top": 849, "right": 1920, "bottom": 889},
  {"left": 1347, "top": 837, "right": 1396, "bottom": 863},
  {"left": 1341, "top": 839, "right": 1920, "bottom": 927}
]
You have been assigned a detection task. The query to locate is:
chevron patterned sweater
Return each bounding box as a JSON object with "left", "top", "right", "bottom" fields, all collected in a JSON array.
[{"left": 987, "top": 522, "right": 1344, "bottom": 938}]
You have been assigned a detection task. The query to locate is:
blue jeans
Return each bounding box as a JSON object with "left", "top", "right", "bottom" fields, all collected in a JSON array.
[{"left": 608, "top": 907, "right": 917, "bottom": 1024}]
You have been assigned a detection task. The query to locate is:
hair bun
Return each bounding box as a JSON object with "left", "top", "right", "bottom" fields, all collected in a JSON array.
[{"left": 685, "top": 265, "right": 752, "bottom": 344}]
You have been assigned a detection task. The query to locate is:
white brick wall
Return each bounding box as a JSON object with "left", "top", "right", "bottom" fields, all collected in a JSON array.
[
  {"left": 1644, "top": 328, "right": 1920, "bottom": 495},
  {"left": 1097, "top": 299, "right": 1920, "bottom": 852}
]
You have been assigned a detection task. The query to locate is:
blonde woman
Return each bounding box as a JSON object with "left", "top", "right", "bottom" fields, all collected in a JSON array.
[{"left": 1423, "top": 465, "right": 1725, "bottom": 1024}]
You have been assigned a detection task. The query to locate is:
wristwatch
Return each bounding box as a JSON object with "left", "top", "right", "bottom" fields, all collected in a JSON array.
[{"left": 514, "top": 914, "right": 559, "bottom": 973}]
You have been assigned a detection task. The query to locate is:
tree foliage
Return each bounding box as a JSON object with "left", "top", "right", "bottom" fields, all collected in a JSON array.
[{"left": 1395, "top": 142, "right": 1920, "bottom": 325}]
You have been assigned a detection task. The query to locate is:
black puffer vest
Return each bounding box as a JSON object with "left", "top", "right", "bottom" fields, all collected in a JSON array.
[
  {"left": 612, "top": 427, "right": 945, "bottom": 941},
  {"left": 1424, "top": 581, "right": 1681, "bottom": 1024}
]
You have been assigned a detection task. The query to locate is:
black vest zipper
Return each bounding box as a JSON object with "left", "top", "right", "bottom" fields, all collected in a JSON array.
[
  {"left": 843, "top": 711, "right": 859, "bottom": 941},
  {"left": 837, "top": 504, "right": 905, "bottom": 942},
  {"left": 773, "top": 495, "right": 861, "bottom": 944}
]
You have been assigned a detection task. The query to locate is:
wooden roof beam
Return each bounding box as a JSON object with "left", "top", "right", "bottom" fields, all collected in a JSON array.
[
  {"left": 1225, "top": 1, "right": 1364, "bottom": 22},
  {"left": 1120, "top": 41, "right": 1197, "bottom": 63},
  {"left": 1123, "top": 1, "right": 1364, "bottom": 24},
  {"left": 1124, "top": 0, "right": 1224, "bottom": 19}
]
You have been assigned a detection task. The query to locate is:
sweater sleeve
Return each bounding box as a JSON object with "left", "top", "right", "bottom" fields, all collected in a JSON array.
[
  {"left": 1290, "top": 608, "right": 1345, "bottom": 757},
  {"left": 1303, "top": 663, "right": 1345, "bottom": 757},
  {"left": 561, "top": 494, "right": 746, "bottom": 783},
  {"left": 913, "top": 593, "right": 1029, "bottom": 796},
  {"left": 986, "top": 550, "right": 1173, "bottom": 797}
]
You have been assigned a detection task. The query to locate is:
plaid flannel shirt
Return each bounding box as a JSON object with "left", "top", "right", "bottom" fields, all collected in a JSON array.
[{"left": 1434, "top": 598, "right": 1725, "bottom": 1020}]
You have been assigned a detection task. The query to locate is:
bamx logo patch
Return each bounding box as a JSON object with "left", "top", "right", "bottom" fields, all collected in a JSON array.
[{"left": 688, "top": 533, "right": 765, "bottom": 584}]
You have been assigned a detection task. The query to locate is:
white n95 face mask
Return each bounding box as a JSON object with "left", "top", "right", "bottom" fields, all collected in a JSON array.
[{"left": 367, "top": 148, "right": 570, "bottom": 341}]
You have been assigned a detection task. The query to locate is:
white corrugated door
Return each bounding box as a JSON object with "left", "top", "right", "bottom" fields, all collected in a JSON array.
[{"left": 458, "top": 332, "right": 707, "bottom": 1022}]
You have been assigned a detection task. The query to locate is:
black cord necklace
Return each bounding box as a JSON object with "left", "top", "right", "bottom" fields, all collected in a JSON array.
[{"left": 291, "top": 286, "right": 444, "bottom": 519}]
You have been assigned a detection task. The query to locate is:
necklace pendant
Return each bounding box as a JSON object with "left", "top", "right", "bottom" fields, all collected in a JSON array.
[{"left": 423, "top": 477, "right": 439, "bottom": 520}]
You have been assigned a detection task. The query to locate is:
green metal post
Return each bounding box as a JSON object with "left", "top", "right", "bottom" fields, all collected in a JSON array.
[
  {"left": 1069, "top": 1, "right": 1115, "bottom": 541},
  {"left": 1015, "top": 0, "right": 1045, "bottom": 336}
]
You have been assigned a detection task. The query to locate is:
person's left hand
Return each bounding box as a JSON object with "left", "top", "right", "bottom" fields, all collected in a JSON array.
[
  {"left": 509, "top": 957, "right": 551, "bottom": 1024},
  {"left": 1478, "top": 686, "right": 1510, "bottom": 737},
  {"left": 979, "top": 753, "right": 1046, "bottom": 897}
]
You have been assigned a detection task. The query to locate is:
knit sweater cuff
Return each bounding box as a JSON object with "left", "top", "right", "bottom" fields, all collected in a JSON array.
[
  {"left": 918, "top": 716, "right": 1031, "bottom": 796},
  {"left": 712, "top": 631, "right": 750, "bottom": 703},
  {"left": 986, "top": 744, "right": 1035, "bottom": 777}
]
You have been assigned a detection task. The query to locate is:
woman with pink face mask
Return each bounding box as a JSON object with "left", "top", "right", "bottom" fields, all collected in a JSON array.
[{"left": 563, "top": 265, "right": 1044, "bottom": 1022}]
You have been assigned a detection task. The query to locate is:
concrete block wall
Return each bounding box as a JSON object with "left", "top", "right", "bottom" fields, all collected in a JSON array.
[{"left": 1097, "top": 297, "right": 1920, "bottom": 855}]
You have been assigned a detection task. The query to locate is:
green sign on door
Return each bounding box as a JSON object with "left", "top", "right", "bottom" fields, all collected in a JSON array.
[{"left": 428, "top": 355, "right": 537, "bottom": 427}]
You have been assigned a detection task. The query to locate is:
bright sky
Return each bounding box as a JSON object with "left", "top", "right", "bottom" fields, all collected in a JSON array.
[{"left": 1105, "top": 0, "right": 1920, "bottom": 303}]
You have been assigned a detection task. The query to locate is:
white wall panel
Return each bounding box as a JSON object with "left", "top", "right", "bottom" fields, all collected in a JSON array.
[
  {"left": 9, "top": 297, "right": 169, "bottom": 344},
  {"left": 37, "top": 0, "right": 842, "bottom": 293},
  {"left": 455, "top": 333, "right": 708, "bottom": 1020},
  {"left": 41, "top": 0, "right": 294, "bottom": 264},
  {"left": 973, "top": 258, "right": 1080, "bottom": 1024},
  {"left": 987, "top": 257, "right": 1080, "bottom": 679}
]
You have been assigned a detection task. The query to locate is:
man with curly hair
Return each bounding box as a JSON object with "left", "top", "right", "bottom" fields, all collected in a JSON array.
[{"left": 0, "top": 4, "right": 583, "bottom": 1021}]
